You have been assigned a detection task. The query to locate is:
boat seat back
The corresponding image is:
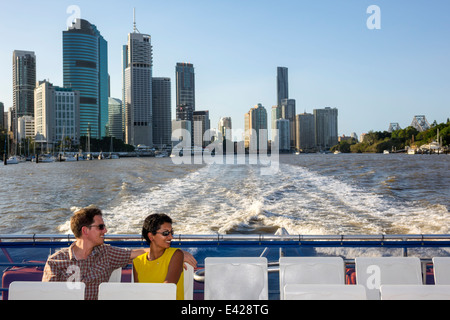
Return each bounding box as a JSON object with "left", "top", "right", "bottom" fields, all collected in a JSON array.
[
  {"left": 381, "top": 284, "right": 450, "bottom": 300},
  {"left": 355, "top": 257, "right": 422, "bottom": 300},
  {"left": 108, "top": 267, "right": 122, "bottom": 282},
  {"left": 8, "top": 281, "right": 85, "bottom": 300},
  {"left": 204, "top": 257, "right": 268, "bottom": 300},
  {"left": 98, "top": 282, "right": 176, "bottom": 300},
  {"left": 284, "top": 284, "right": 367, "bottom": 300},
  {"left": 279, "top": 257, "right": 345, "bottom": 300},
  {"left": 184, "top": 263, "right": 194, "bottom": 300},
  {"left": 432, "top": 257, "right": 450, "bottom": 285}
]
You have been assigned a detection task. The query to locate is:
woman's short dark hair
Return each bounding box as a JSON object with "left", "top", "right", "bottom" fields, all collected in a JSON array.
[{"left": 142, "top": 213, "right": 172, "bottom": 244}]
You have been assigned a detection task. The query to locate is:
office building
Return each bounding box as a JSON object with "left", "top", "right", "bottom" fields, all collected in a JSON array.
[
  {"left": 314, "top": 107, "right": 338, "bottom": 150},
  {"left": 0, "top": 102, "right": 4, "bottom": 129},
  {"left": 271, "top": 105, "right": 281, "bottom": 132},
  {"left": 193, "top": 110, "right": 210, "bottom": 148},
  {"left": 123, "top": 29, "right": 153, "bottom": 146},
  {"left": 176, "top": 63, "right": 195, "bottom": 118},
  {"left": 296, "top": 113, "right": 315, "bottom": 151},
  {"left": 275, "top": 119, "right": 290, "bottom": 151},
  {"left": 34, "top": 80, "right": 80, "bottom": 147},
  {"left": 280, "top": 98, "right": 296, "bottom": 150},
  {"left": 152, "top": 77, "right": 171, "bottom": 148},
  {"left": 63, "top": 19, "right": 108, "bottom": 139},
  {"left": 108, "top": 98, "right": 122, "bottom": 140},
  {"left": 218, "top": 117, "right": 232, "bottom": 141},
  {"left": 17, "top": 116, "right": 35, "bottom": 141}
]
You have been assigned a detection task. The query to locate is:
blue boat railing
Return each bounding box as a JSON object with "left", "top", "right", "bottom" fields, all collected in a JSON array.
[{"left": 2, "top": 233, "right": 450, "bottom": 298}]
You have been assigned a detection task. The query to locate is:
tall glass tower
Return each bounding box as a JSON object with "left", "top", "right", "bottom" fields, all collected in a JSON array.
[
  {"left": 277, "top": 67, "right": 288, "bottom": 107},
  {"left": 12, "top": 50, "right": 36, "bottom": 118},
  {"left": 175, "top": 62, "right": 195, "bottom": 121},
  {"left": 63, "top": 19, "right": 108, "bottom": 139}
]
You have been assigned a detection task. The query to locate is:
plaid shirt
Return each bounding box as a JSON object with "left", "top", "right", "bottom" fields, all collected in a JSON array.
[{"left": 42, "top": 243, "right": 131, "bottom": 300}]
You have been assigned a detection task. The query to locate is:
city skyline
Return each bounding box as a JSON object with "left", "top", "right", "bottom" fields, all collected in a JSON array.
[{"left": 0, "top": 0, "right": 449, "bottom": 139}]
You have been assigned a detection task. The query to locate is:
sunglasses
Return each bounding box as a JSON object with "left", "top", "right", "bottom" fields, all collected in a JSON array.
[
  {"left": 88, "top": 224, "right": 106, "bottom": 230},
  {"left": 156, "top": 230, "right": 174, "bottom": 236}
]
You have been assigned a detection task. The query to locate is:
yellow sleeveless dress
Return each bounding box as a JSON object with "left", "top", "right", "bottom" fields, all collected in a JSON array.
[{"left": 133, "top": 247, "right": 184, "bottom": 300}]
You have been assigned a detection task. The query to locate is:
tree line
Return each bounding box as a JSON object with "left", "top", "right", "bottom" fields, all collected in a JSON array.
[{"left": 331, "top": 119, "right": 450, "bottom": 153}]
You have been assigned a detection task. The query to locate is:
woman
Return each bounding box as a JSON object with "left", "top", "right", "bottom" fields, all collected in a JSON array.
[{"left": 133, "top": 214, "right": 185, "bottom": 300}]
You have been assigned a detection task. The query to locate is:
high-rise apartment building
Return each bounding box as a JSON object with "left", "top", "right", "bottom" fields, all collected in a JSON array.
[
  {"left": 314, "top": 107, "right": 338, "bottom": 150},
  {"left": 296, "top": 113, "right": 315, "bottom": 151},
  {"left": 245, "top": 104, "right": 268, "bottom": 150},
  {"left": 63, "top": 19, "right": 108, "bottom": 139},
  {"left": 13, "top": 50, "right": 36, "bottom": 119},
  {"left": 34, "top": 80, "right": 80, "bottom": 147},
  {"left": 152, "top": 77, "right": 171, "bottom": 148},
  {"left": 123, "top": 30, "right": 153, "bottom": 147}
]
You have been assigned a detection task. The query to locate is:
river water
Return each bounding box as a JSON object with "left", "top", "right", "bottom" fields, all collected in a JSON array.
[{"left": 0, "top": 153, "right": 449, "bottom": 236}]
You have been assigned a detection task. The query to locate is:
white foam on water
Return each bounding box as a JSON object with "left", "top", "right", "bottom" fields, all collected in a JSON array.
[{"left": 56, "top": 159, "right": 449, "bottom": 240}]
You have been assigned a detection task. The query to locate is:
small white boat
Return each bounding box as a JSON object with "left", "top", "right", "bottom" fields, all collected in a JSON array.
[
  {"left": 63, "top": 155, "right": 77, "bottom": 162},
  {"left": 6, "top": 156, "right": 19, "bottom": 164},
  {"left": 39, "top": 155, "right": 55, "bottom": 163}
]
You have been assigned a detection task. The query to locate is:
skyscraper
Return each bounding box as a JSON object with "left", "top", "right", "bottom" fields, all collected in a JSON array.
[
  {"left": 296, "top": 113, "right": 315, "bottom": 151},
  {"left": 193, "top": 110, "right": 210, "bottom": 148},
  {"left": 13, "top": 50, "right": 36, "bottom": 119},
  {"left": 108, "top": 97, "right": 122, "bottom": 140},
  {"left": 245, "top": 104, "right": 268, "bottom": 150},
  {"left": 176, "top": 63, "right": 195, "bottom": 120},
  {"left": 152, "top": 77, "right": 171, "bottom": 148},
  {"left": 314, "top": 107, "right": 338, "bottom": 150},
  {"left": 277, "top": 67, "right": 288, "bottom": 107},
  {"left": 123, "top": 29, "right": 153, "bottom": 146},
  {"left": 63, "top": 19, "right": 108, "bottom": 139},
  {"left": 280, "top": 98, "right": 296, "bottom": 150}
]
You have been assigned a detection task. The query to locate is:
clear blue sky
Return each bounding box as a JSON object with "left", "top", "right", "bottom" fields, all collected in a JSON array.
[{"left": 1, "top": 0, "right": 449, "bottom": 138}]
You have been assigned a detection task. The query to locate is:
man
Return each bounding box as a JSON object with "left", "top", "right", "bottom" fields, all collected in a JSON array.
[{"left": 42, "top": 207, "right": 196, "bottom": 300}]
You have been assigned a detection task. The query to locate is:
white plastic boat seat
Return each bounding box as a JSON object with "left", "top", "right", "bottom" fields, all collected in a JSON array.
[
  {"left": 283, "top": 284, "right": 367, "bottom": 300},
  {"left": 8, "top": 281, "right": 85, "bottom": 300},
  {"left": 381, "top": 285, "right": 450, "bottom": 300},
  {"left": 184, "top": 263, "right": 194, "bottom": 300},
  {"left": 108, "top": 267, "right": 122, "bottom": 282},
  {"left": 279, "top": 257, "right": 346, "bottom": 300},
  {"left": 204, "top": 257, "right": 268, "bottom": 300},
  {"left": 355, "top": 257, "right": 423, "bottom": 300},
  {"left": 432, "top": 257, "right": 450, "bottom": 285},
  {"left": 98, "top": 282, "right": 176, "bottom": 300}
]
